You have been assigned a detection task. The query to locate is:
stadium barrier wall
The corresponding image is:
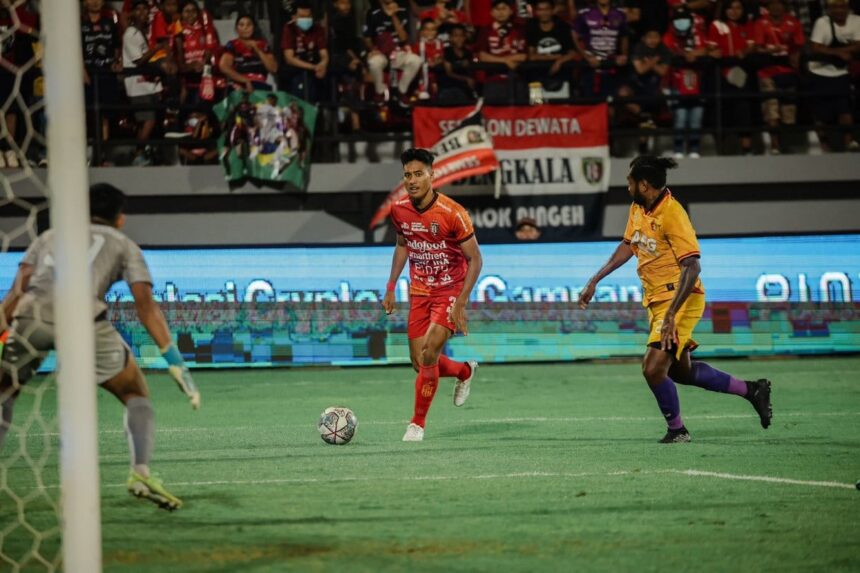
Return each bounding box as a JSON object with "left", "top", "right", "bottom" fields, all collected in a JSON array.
[{"left": 3, "top": 234, "right": 857, "bottom": 368}]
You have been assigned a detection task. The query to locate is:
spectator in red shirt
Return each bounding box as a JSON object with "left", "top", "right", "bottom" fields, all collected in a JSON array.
[
  {"left": 413, "top": 18, "right": 446, "bottom": 99},
  {"left": 420, "top": 0, "right": 472, "bottom": 43},
  {"left": 707, "top": 0, "right": 756, "bottom": 154},
  {"left": 477, "top": 0, "right": 527, "bottom": 103},
  {"left": 281, "top": 0, "right": 329, "bottom": 101},
  {"left": 466, "top": 0, "right": 493, "bottom": 29},
  {"left": 219, "top": 14, "right": 278, "bottom": 92},
  {"left": 150, "top": 0, "right": 181, "bottom": 51},
  {"left": 664, "top": 6, "right": 714, "bottom": 157},
  {"left": 175, "top": 0, "right": 220, "bottom": 104},
  {"left": 753, "top": 0, "right": 805, "bottom": 154}
]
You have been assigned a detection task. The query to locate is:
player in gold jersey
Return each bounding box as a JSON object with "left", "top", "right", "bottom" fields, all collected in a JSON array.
[{"left": 578, "top": 156, "right": 772, "bottom": 443}]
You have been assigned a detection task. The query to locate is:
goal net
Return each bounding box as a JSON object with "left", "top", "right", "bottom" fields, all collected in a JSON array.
[{"left": 1, "top": 1, "right": 101, "bottom": 571}]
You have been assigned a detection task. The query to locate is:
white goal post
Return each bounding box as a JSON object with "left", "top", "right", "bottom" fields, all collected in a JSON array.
[{"left": 42, "top": 1, "right": 103, "bottom": 572}]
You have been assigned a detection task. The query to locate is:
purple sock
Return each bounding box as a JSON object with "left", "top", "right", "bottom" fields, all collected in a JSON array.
[
  {"left": 650, "top": 378, "right": 684, "bottom": 430},
  {"left": 690, "top": 362, "right": 748, "bottom": 396}
]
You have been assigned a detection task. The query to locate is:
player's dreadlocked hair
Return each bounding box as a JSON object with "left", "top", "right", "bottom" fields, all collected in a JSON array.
[
  {"left": 90, "top": 183, "right": 127, "bottom": 223},
  {"left": 629, "top": 155, "right": 678, "bottom": 190},
  {"left": 401, "top": 148, "right": 435, "bottom": 168}
]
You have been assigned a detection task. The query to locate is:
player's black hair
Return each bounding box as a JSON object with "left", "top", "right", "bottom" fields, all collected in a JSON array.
[
  {"left": 420, "top": 17, "right": 436, "bottom": 28},
  {"left": 448, "top": 22, "right": 467, "bottom": 34},
  {"left": 531, "top": 0, "right": 554, "bottom": 9},
  {"left": 130, "top": 0, "right": 150, "bottom": 9},
  {"left": 628, "top": 155, "right": 678, "bottom": 189},
  {"left": 90, "top": 183, "right": 127, "bottom": 223},
  {"left": 180, "top": 0, "right": 200, "bottom": 11},
  {"left": 295, "top": 0, "right": 313, "bottom": 11},
  {"left": 400, "top": 148, "right": 435, "bottom": 168},
  {"left": 491, "top": 0, "right": 512, "bottom": 8}
]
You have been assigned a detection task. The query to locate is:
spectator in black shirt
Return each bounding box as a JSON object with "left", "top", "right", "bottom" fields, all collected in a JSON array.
[
  {"left": 631, "top": 29, "right": 670, "bottom": 105},
  {"left": 526, "top": 0, "right": 576, "bottom": 91},
  {"left": 364, "top": 0, "right": 422, "bottom": 105},
  {"left": 438, "top": 23, "right": 476, "bottom": 103},
  {"left": 630, "top": 29, "right": 671, "bottom": 152},
  {"left": 330, "top": 0, "right": 364, "bottom": 104},
  {"left": 82, "top": 0, "right": 123, "bottom": 152}
]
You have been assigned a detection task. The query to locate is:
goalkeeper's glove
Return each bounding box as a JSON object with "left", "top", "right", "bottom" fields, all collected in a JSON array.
[{"left": 161, "top": 344, "right": 201, "bottom": 410}]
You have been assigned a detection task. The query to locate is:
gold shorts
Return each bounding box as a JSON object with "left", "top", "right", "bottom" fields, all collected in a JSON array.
[{"left": 647, "top": 293, "right": 705, "bottom": 360}]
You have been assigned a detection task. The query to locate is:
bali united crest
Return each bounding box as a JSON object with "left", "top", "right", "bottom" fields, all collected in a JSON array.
[
  {"left": 430, "top": 221, "right": 439, "bottom": 236},
  {"left": 582, "top": 157, "right": 604, "bottom": 185}
]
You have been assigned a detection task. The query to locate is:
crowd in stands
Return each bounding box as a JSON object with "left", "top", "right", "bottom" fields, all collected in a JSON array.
[{"left": 1, "top": 0, "right": 856, "bottom": 168}]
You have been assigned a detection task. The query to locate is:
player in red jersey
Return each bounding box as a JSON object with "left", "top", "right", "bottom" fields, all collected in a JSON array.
[{"left": 382, "top": 148, "right": 483, "bottom": 442}]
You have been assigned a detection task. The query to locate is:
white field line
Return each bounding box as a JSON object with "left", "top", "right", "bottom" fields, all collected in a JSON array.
[
  {"left": 23, "top": 468, "right": 855, "bottom": 491},
  {"left": 27, "top": 410, "right": 860, "bottom": 438},
  {"left": 674, "top": 469, "right": 856, "bottom": 490}
]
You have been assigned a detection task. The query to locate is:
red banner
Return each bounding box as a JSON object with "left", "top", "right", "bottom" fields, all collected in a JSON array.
[
  {"left": 412, "top": 104, "right": 610, "bottom": 195},
  {"left": 369, "top": 114, "right": 499, "bottom": 229}
]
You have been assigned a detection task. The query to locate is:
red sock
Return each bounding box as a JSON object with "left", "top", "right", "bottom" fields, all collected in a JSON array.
[
  {"left": 411, "top": 363, "right": 439, "bottom": 428},
  {"left": 438, "top": 355, "right": 471, "bottom": 380}
]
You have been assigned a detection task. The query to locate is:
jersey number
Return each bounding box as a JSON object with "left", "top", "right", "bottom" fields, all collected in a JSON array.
[{"left": 43, "top": 234, "right": 106, "bottom": 267}]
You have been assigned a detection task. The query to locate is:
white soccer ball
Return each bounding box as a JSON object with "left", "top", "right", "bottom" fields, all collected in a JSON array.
[{"left": 318, "top": 407, "right": 358, "bottom": 445}]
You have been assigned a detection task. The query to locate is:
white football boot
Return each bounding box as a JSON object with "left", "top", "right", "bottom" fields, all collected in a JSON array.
[
  {"left": 402, "top": 423, "right": 424, "bottom": 442},
  {"left": 453, "top": 361, "right": 478, "bottom": 407}
]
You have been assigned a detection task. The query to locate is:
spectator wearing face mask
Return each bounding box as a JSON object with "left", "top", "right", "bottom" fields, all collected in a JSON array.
[
  {"left": 664, "top": 6, "right": 713, "bottom": 158},
  {"left": 281, "top": 0, "right": 329, "bottom": 101}
]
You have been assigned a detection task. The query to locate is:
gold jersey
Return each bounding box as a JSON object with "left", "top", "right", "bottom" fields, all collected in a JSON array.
[{"left": 623, "top": 190, "right": 704, "bottom": 307}]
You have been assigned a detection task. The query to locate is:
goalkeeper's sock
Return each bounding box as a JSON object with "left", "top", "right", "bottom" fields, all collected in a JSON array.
[
  {"left": 124, "top": 396, "right": 154, "bottom": 475},
  {"left": 0, "top": 391, "right": 17, "bottom": 451},
  {"left": 410, "top": 363, "right": 440, "bottom": 428},
  {"left": 438, "top": 355, "right": 471, "bottom": 381}
]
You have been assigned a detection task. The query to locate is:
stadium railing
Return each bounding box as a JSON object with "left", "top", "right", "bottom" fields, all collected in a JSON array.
[{"left": 81, "top": 53, "right": 860, "bottom": 166}]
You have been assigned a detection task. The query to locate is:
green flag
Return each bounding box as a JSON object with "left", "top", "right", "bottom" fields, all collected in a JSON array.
[{"left": 213, "top": 90, "right": 317, "bottom": 189}]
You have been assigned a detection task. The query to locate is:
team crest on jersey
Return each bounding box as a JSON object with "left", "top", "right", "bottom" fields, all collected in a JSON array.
[
  {"left": 582, "top": 157, "right": 604, "bottom": 185},
  {"left": 430, "top": 222, "right": 439, "bottom": 236},
  {"left": 651, "top": 221, "right": 658, "bottom": 232}
]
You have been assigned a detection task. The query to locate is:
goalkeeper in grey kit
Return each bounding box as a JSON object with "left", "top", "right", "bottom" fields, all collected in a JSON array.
[{"left": 0, "top": 183, "right": 199, "bottom": 511}]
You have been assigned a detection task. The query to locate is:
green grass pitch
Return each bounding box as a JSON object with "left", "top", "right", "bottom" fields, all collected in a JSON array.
[{"left": 3, "top": 356, "right": 859, "bottom": 572}]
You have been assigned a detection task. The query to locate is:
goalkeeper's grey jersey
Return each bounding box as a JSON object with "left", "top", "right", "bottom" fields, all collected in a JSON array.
[{"left": 14, "top": 224, "right": 153, "bottom": 322}]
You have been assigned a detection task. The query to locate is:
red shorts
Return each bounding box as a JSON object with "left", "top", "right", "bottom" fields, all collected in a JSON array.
[{"left": 407, "top": 294, "right": 457, "bottom": 339}]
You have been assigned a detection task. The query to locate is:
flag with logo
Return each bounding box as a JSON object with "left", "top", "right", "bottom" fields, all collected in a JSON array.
[
  {"left": 411, "top": 104, "right": 610, "bottom": 241},
  {"left": 369, "top": 102, "right": 499, "bottom": 229},
  {"left": 214, "top": 90, "right": 317, "bottom": 190}
]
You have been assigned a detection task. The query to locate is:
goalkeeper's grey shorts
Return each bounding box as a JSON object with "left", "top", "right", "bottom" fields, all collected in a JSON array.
[{"left": 2, "top": 318, "right": 131, "bottom": 386}]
